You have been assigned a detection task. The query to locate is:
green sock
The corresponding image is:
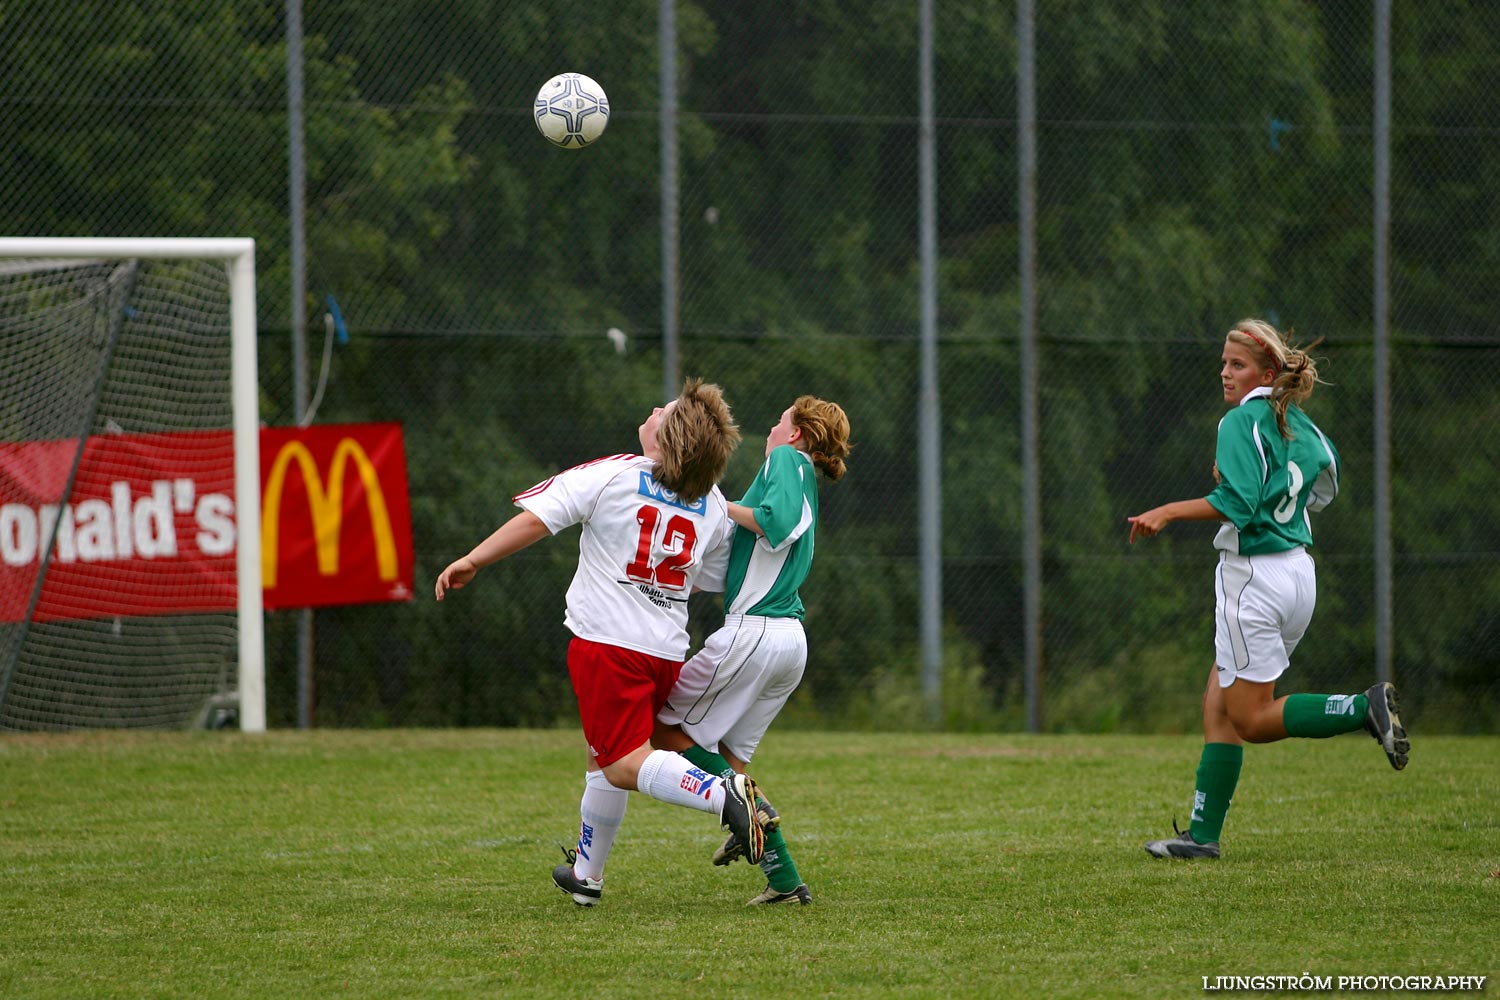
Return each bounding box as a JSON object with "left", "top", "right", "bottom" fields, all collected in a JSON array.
[
  {"left": 761, "top": 824, "right": 804, "bottom": 893},
  {"left": 1187, "top": 742, "right": 1243, "bottom": 845},
  {"left": 680, "top": 745, "right": 801, "bottom": 888},
  {"left": 682, "top": 744, "right": 734, "bottom": 779},
  {"left": 1282, "top": 693, "right": 1368, "bottom": 738}
]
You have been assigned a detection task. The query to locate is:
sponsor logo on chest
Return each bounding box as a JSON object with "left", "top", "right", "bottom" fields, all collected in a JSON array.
[{"left": 637, "top": 473, "right": 707, "bottom": 514}]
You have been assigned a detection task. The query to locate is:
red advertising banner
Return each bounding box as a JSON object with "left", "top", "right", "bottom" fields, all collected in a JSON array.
[
  {"left": 0, "top": 422, "right": 414, "bottom": 623},
  {"left": 259, "top": 423, "right": 414, "bottom": 610},
  {"left": 0, "top": 430, "right": 238, "bottom": 622}
]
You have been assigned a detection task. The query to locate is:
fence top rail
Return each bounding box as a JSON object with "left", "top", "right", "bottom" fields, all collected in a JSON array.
[{"left": 0, "top": 237, "right": 254, "bottom": 260}]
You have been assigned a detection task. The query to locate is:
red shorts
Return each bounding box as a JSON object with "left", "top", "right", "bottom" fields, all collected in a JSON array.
[{"left": 566, "top": 637, "right": 682, "bottom": 767}]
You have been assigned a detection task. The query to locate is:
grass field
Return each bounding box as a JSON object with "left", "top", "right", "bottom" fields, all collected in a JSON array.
[{"left": 2, "top": 729, "right": 1496, "bottom": 999}]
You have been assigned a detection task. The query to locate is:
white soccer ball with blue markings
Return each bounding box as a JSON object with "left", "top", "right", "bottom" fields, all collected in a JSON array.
[{"left": 534, "top": 73, "right": 610, "bottom": 148}]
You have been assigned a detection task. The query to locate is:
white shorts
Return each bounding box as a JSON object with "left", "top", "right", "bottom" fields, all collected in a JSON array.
[
  {"left": 657, "top": 614, "right": 806, "bottom": 763},
  {"left": 1213, "top": 546, "right": 1316, "bottom": 688}
]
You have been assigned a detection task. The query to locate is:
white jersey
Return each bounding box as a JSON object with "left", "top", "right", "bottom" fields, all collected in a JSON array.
[{"left": 514, "top": 454, "right": 733, "bottom": 660}]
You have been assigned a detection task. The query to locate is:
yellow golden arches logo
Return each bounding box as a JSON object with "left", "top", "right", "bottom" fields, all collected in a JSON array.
[{"left": 261, "top": 438, "right": 398, "bottom": 589}]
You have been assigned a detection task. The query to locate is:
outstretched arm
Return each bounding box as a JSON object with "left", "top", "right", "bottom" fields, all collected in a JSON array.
[
  {"left": 435, "top": 511, "right": 551, "bottom": 599},
  {"left": 1127, "top": 498, "right": 1224, "bottom": 544}
]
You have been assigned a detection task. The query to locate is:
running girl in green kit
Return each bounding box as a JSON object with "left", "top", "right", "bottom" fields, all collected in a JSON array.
[{"left": 1127, "top": 319, "right": 1409, "bottom": 859}]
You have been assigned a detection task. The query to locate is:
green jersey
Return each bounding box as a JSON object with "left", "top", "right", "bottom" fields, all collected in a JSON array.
[
  {"left": 1206, "top": 386, "right": 1340, "bottom": 556},
  {"left": 723, "top": 446, "right": 818, "bottom": 618}
]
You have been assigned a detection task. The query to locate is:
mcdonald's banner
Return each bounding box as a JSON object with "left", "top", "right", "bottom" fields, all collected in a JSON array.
[
  {"left": 0, "top": 429, "right": 239, "bottom": 623},
  {"left": 259, "top": 422, "right": 414, "bottom": 611},
  {"left": 0, "top": 422, "right": 414, "bottom": 623}
]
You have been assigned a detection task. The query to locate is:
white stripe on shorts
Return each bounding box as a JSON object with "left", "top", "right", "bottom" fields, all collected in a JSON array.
[{"left": 659, "top": 614, "right": 806, "bottom": 761}]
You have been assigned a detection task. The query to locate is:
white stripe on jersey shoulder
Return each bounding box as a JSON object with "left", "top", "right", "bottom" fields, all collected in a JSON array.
[
  {"left": 767, "top": 446, "right": 812, "bottom": 470},
  {"left": 1240, "top": 386, "right": 1273, "bottom": 485},
  {"left": 759, "top": 495, "right": 814, "bottom": 554},
  {"left": 1250, "top": 422, "right": 1269, "bottom": 484},
  {"left": 1305, "top": 425, "right": 1340, "bottom": 515},
  {"left": 1311, "top": 425, "right": 1338, "bottom": 478}
]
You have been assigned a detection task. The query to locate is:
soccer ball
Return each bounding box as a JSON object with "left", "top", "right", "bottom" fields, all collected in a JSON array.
[{"left": 534, "top": 73, "right": 610, "bottom": 148}]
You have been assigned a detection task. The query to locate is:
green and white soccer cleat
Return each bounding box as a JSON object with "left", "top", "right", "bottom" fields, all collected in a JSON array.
[
  {"left": 1364, "top": 681, "right": 1410, "bottom": 770},
  {"left": 1145, "top": 819, "right": 1221, "bottom": 859}
]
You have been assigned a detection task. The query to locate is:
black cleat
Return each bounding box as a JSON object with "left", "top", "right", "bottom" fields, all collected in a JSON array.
[
  {"left": 719, "top": 773, "right": 766, "bottom": 865},
  {"left": 712, "top": 793, "right": 780, "bottom": 866},
  {"left": 1364, "top": 681, "right": 1409, "bottom": 770},
  {"left": 552, "top": 847, "right": 602, "bottom": 906},
  {"left": 1145, "top": 819, "right": 1221, "bottom": 859}
]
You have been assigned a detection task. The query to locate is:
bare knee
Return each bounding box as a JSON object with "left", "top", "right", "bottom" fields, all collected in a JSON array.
[
  {"left": 1221, "top": 677, "right": 1284, "bottom": 744},
  {"left": 599, "top": 761, "right": 635, "bottom": 790},
  {"left": 1202, "top": 667, "right": 1241, "bottom": 745},
  {"left": 1230, "top": 723, "right": 1270, "bottom": 743},
  {"left": 1228, "top": 711, "right": 1282, "bottom": 744},
  {"left": 600, "top": 744, "right": 654, "bottom": 791}
]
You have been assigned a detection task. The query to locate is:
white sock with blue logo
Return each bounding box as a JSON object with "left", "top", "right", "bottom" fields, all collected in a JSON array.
[
  {"left": 573, "top": 768, "right": 628, "bottom": 883},
  {"left": 635, "top": 749, "right": 723, "bottom": 815}
]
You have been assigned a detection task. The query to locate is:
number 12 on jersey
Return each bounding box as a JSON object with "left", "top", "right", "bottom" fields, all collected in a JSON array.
[{"left": 624, "top": 505, "right": 697, "bottom": 590}]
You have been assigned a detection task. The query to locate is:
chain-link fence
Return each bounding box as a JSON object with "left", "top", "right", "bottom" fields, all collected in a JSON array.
[{"left": 3, "top": 1, "right": 1496, "bottom": 731}]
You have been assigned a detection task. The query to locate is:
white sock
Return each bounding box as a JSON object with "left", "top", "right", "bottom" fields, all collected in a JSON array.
[
  {"left": 573, "top": 769, "right": 628, "bottom": 883},
  {"left": 635, "top": 749, "right": 725, "bottom": 816}
]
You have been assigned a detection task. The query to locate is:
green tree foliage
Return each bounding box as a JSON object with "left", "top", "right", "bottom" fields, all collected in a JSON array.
[{"left": 4, "top": 0, "right": 1496, "bottom": 729}]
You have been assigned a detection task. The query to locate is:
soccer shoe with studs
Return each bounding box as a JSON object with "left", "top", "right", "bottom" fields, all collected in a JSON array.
[
  {"left": 1144, "top": 819, "right": 1221, "bottom": 859},
  {"left": 1363, "top": 681, "right": 1410, "bottom": 771},
  {"left": 747, "top": 883, "right": 812, "bottom": 906},
  {"left": 718, "top": 773, "right": 766, "bottom": 866},
  {"left": 712, "top": 793, "right": 780, "bottom": 866},
  {"left": 552, "top": 847, "right": 602, "bottom": 906}
]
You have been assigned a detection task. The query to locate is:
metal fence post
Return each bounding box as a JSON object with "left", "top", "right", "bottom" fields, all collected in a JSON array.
[
  {"left": 918, "top": 0, "right": 942, "bottom": 723},
  {"left": 1017, "top": 0, "right": 1042, "bottom": 732},
  {"left": 1372, "top": 0, "right": 1393, "bottom": 684}
]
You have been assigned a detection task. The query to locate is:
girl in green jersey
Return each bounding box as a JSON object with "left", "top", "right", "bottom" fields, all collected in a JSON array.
[
  {"left": 656, "top": 395, "right": 852, "bottom": 904},
  {"left": 1127, "top": 319, "right": 1409, "bottom": 859}
]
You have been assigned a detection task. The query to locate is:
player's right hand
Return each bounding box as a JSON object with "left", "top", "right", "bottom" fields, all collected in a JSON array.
[{"left": 435, "top": 557, "right": 478, "bottom": 600}]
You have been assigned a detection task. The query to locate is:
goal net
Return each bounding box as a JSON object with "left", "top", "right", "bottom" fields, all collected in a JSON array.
[{"left": 0, "top": 238, "right": 264, "bottom": 732}]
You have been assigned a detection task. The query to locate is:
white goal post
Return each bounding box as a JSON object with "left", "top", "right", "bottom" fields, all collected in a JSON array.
[{"left": 0, "top": 237, "right": 264, "bottom": 732}]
